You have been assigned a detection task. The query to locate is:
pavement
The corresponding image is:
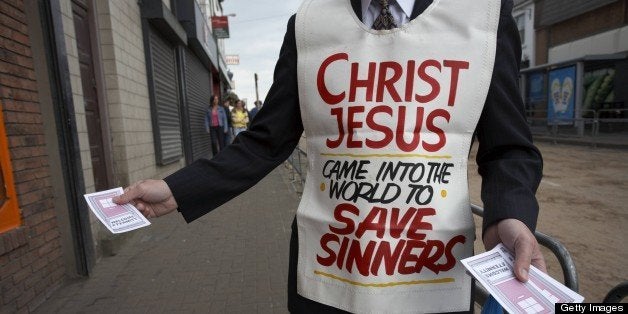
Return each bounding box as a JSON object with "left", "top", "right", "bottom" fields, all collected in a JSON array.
[{"left": 35, "top": 166, "right": 300, "bottom": 314}]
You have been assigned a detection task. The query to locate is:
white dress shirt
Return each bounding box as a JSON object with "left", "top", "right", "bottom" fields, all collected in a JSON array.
[{"left": 361, "top": 0, "right": 415, "bottom": 28}]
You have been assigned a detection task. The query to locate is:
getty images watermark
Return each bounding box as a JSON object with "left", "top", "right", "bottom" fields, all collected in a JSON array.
[{"left": 557, "top": 303, "right": 625, "bottom": 313}]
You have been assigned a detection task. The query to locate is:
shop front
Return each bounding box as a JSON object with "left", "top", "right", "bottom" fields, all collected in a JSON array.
[{"left": 520, "top": 53, "right": 628, "bottom": 137}]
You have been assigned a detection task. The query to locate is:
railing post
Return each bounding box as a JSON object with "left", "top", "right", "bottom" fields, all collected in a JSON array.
[{"left": 552, "top": 119, "right": 558, "bottom": 144}]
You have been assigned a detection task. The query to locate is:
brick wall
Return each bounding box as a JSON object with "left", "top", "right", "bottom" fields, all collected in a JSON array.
[
  {"left": 0, "top": 0, "right": 65, "bottom": 312},
  {"left": 548, "top": 1, "right": 626, "bottom": 47},
  {"left": 535, "top": 0, "right": 628, "bottom": 64}
]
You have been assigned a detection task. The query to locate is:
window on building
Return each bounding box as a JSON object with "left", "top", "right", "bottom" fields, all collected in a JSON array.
[
  {"left": 515, "top": 13, "right": 526, "bottom": 46},
  {"left": 0, "top": 100, "right": 21, "bottom": 233}
]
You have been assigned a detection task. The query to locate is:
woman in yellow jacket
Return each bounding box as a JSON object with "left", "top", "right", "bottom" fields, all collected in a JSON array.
[{"left": 231, "top": 100, "right": 249, "bottom": 137}]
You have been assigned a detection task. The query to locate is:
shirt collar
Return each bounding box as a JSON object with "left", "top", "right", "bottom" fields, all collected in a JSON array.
[{"left": 361, "top": 0, "right": 415, "bottom": 18}]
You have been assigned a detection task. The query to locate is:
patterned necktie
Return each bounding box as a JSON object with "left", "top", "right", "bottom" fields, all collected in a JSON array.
[{"left": 372, "top": 0, "right": 398, "bottom": 30}]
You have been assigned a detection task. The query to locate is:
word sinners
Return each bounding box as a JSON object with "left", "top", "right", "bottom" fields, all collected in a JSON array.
[{"left": 317, "top": 203, "right": 466, "bottom": 276}]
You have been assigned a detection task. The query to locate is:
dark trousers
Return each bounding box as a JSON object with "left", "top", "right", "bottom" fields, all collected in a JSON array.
[{"left": 209, "top": 126, "right": 225, "bottom": 155}]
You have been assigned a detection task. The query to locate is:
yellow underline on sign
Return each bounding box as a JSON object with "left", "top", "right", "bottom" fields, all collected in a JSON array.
[
  {"left": 314, "top": 271, "right": 455, "bottom": 287},
  {"left": 320, "top": 153, "right": 452, "bottom": 159}
]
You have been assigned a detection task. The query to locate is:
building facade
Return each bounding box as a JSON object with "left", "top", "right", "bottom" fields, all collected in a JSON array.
[
  {"left": 0, "top": 0, "right": 232, "bottom": 312},
  {"left": 518, "top": 0, "right": 628, "bottom": 135},
  {"left": 513, "top": 0, "right": 536, "bottom": 68}
]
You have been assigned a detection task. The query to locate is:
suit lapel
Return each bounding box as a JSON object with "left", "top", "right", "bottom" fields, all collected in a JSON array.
[
  {"left": 410, "top": 0, "right": 434, "bottom": 19},
  {"left": 350, "top": 0, "right": 362, "bottom": 20}
]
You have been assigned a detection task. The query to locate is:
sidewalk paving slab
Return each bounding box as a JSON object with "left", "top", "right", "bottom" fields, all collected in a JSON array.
[{"left": 35, "top": 167, "right": 299, "bottom": 314}]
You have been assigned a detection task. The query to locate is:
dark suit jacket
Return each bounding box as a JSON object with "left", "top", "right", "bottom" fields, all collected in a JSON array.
[{"left": 165, "top": 0, "right": 543, "bottom": 312}]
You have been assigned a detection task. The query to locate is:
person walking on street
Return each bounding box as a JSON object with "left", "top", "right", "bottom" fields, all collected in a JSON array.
[
  {"left": 249, "top": 100, "right": 262, "bottom": 122},
  {"left": 204, "top": 95, "right": 228, "bottom": 156},
  {"left": 231, "top": 100, "right": 249, "bottom": 137},
  {"left": 223, "top": 99, "right": 234, "bottom": 144},
  {"left": 115, "top": 0, "right": 546, "bottom": 312}
]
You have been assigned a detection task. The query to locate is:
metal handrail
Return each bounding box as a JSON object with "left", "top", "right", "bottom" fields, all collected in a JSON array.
[
  {"left": 603, "top": 281, "right": 628, "bottom": 303},
  {"left": 287, "top": 146, "right": 307, "bottom": 185},
  {"left": 471, "top": 204, "right": 579, "bottom": 304}
]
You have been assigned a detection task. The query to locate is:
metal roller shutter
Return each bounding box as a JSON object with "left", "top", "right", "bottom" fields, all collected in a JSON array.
[
  {"left": 184, "top": 49, "right": 212, "bottom": 160},
  {"left": 149, "top": 26, "right": 183, "bottom": 164}
]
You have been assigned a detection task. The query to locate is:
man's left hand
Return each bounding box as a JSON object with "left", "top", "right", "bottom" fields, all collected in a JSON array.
[{"left": 483, "top": 218, "right": 547, "bottom": 282}]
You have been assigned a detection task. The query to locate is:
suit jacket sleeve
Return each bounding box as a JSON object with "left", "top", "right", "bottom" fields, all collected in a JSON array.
[
  {"left": 476, "top": 0, "right": 543, "bottom": 234},
  {"left": 164, "top": 15, "right": 303, "bottom": 222}
]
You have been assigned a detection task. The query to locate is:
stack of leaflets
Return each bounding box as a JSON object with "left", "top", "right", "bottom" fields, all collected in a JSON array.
[{"left": 462, "top": 244, "right": 584, "bottom": 314}]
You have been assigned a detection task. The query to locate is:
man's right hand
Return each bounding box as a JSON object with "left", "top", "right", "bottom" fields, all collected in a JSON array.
[{"left": 112, "top": 180, "right": 178, "bottom": 218}]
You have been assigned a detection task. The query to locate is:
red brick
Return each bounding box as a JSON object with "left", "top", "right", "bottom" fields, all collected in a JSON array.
[
  {"left": 0, "top": 238, "right": 5, "bottom": 256},
  {"left": 16, "top": 229, "right": 27, "bottom": 246},
  {"left": 32, "top": 220, "right": 54, "bottom": 237},
  {"left": 4, "top": 231, "right": 27, "bottom": 252},
  {"left": 22, "top": 268, "right": 43, "bottom": 289},
  {"left": 0, "top": 25, "right": 12, "bottom": 39},
  {"left": 27, "top": 292, "right": 48, "bottom": 313},
  {"left": 19, "top": 250, "right": 36, "bottom": 268},
  {"left": 0, "top": 276, "right": 14, "bottom": 297},
  {"left": 10, "top": 30, "right": 29, "bottom": 47},
  {"left": 45, "top": 229, "right": 59, "bottom": 242},
  {"left": 30, "top": 254, "right": 47, "bottom": 272},
  {"left": 0, "top": 36, "right": 31, "bottom": 57},
  {"left": 2, "top": 284, "right": 21, "bottom": 304},
  {"left": 0, "top": 60, "right": 35, "bottom": 79},
  {"left": 3, "top": 111, "right": 41, "bottom": 124},
  {"left": 0, "top": 254, "right": 8, "bottom": 267},
  {"left": 46, "top": 244, "right": 62, "bottom": 261},
  {"left": 11, "top": 156, "right": 47, "bottom": 171},
  {"left": 8, "top": 134, "right": 45, "bottom": 148},
  {"left": 15, "top": 287, "right": 34, "bottom": 309},
  {"left": 26, "top": 234, "right": 44, "bottom": 249},
  {"left": 51, "top": 267, "right": 64, "bottom": 282},
  {"left": 18, "top": 187, "right": 52, "bottom": 207},
  {"left": 17, "top": 187, "right": 52, "bottom": 207},
  {"left": 11, "top": 264, "right": 32, "bottom": 283},
  {"left": 1, "top": 0, "right": 24, "bottom": 13},
  {"left": 7, "top": 87, "right": 37, "bottom": 101},
  {"left": 36, "top": 241, "right": 54, "bottom": 256},
  {"left": 21, "top": 201, "right": 48, "bottom": 218},
  {"left": 34, "top": 275, "right": 53, "bottom": 295},
  {"left": 0, "top": 99, "right": 39, "bottom": 113},
  {"left": 0, "top": 1, "right": 26, "bottom": 23},
  {"left": 15, "top": 176, "right": 49, "bottom": 194},
  {"left": 9, "top": 241, "right": 27, "bottom": 259},
  {"left": 5, "top": 124, "right": 43, "bottom": 137},
  {"left": 12, "top": 54, "right": 33, "bottom": 70},
  {"left": 0, "top": 74, "right": 37, "bottom": 91},
  {"left": 11, "top": 147, "right": 46, "bottom": 161},
  {"left": 40, "top": 210, "right": 55, "bottom": 223},
  {"left": 1, "top": 259, "right": 21, "bottom": 280},
  {"left": 1, "top": 301, "right": 17, "bottom": 313},
  {"left": 13, "top": 168, "right": 39, "bottom": 184},
  {"left": 0, "top": 12, "right": 28, "bottom": 36}
]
